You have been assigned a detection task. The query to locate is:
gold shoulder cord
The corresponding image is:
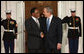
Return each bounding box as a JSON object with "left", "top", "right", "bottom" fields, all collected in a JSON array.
[{"left": 73, "top": 17, "right": 75, "bottom": 34}]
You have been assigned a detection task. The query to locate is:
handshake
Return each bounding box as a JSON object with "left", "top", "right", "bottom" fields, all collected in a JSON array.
[{"left": 40, "top": 32, "right": 44, "bottom": 38}]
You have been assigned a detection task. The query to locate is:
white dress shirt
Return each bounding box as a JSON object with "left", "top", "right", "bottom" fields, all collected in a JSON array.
[
  {"left": 46, "top": 14, "right": 53, "bottom": 26},
  {"left": 32, "top": 16, "right": 40, "bottom": 28}
]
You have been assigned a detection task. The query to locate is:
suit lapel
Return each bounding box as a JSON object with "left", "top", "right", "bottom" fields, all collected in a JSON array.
[
  {"left": 48, "top": 16, "right": 55, "bottom": 31},
  {"left": 31, "top": 17, "right": 40, "bottom": 30}
]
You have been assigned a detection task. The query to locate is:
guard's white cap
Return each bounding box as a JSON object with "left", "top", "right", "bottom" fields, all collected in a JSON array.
[
  {"left": 70, "top": 9, "right": 76, "bottom": 12},
  {"left": 5, "top": 10, "right": 11, "bottom": 14}
]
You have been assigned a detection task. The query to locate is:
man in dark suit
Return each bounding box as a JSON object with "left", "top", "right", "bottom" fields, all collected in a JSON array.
[
  {"left": 25, "top": 8, "right": 44, "bottom": 53},
  {"left": 43, "top": 6, "right": 62, "bottom": 53}
]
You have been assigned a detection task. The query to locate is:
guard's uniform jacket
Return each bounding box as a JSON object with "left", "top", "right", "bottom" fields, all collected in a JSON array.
[
  {"left": 1, "top": 18, "right": 17, "bottom": 40},
  {"left": 62, "top": 16, "right": 81, "bottom": 38}
]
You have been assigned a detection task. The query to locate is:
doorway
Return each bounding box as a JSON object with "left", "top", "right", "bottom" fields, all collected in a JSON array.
[{"left": 25, "top": 1, "right": 58, "bottom": 53}]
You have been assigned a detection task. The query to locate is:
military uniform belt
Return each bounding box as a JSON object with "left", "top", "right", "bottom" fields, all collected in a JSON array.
[
  {"left": 4, "top": 30, "right": 14, "bottom": 32},
  {"left": 68, "top": 27, "right": 79, "bottom": 29}
]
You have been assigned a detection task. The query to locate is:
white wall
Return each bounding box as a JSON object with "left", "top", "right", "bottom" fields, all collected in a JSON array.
[{"left": 58, "top": 1, "right": 83, "bottom": 53}]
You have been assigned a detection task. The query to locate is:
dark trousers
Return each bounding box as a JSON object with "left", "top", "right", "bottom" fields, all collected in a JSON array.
[
  {"left": 28, "top": 49, "right": 43, "bottom": 53},
  {"left": 68, "top": 38, "right": 79, "bottom": 53},
  {"left": 4, "top": 40, "right": 14, "bottom": 53},
  {"left": 45, "top": 49, "right": 61, "bottom": 53}
]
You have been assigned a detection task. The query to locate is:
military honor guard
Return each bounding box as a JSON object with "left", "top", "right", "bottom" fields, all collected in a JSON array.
[
  {"left": 1, "top": 10, "right": 18, "bottom": 53},
  {"left": 62, "top": 9, "right": 82, "bottom": 53}
]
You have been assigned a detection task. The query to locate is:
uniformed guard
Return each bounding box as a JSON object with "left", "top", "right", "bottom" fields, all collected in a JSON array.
[
  {"left": 62, "top": 9, "right": 81, "bottom": 53},
  {"left": 1, "top": 10, "right": 18, "bottom": 53}
]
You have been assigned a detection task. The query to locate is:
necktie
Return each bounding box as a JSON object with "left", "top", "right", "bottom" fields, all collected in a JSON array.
[
  {"left": 46, "top": 18, "right": 50, "bottom": 31},
  {"left": 36, "top": 19, "right": 40, "bottom": 28}
]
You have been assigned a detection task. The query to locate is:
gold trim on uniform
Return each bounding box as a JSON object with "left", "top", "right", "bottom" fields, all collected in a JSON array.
[{"left": 73, "top": 17, "right": 75, "bottom": 30}]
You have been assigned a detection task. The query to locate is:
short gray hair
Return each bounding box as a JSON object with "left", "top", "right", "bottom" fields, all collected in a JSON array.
[{"left": 44, "top": 6, "right": 53, "bottom": 14}]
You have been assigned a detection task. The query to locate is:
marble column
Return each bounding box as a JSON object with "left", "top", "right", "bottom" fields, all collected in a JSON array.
[{"left": 76, "top": 1, "right": 83, "bottom": 53}]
